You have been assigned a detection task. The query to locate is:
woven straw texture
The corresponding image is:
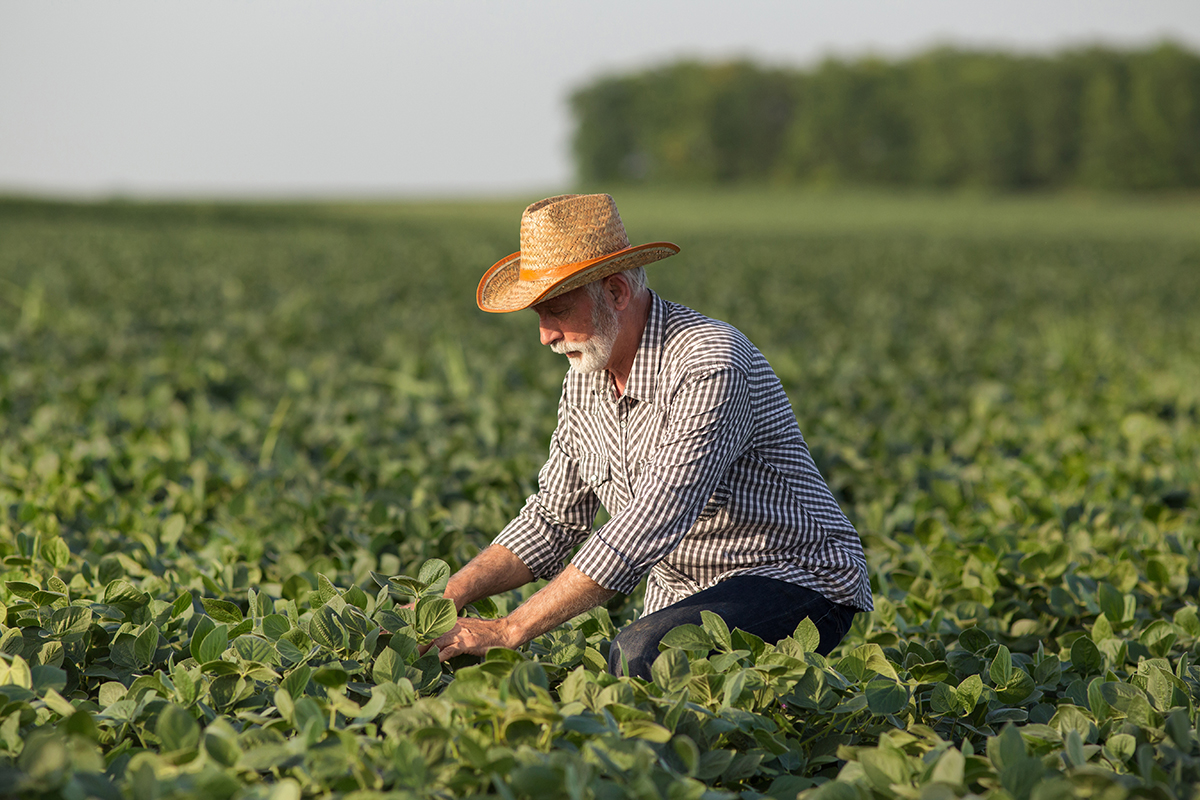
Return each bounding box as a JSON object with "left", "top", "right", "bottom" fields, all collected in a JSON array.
[{"left": 477, "top": 194, "right": 678, "bottom": 313}]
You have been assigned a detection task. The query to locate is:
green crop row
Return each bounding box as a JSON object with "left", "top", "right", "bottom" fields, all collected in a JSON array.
[{"left": 0, "top": 192, "right": 1198, "bottom": 799}]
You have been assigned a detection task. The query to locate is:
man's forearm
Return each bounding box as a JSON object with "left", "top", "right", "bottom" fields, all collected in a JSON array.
[
  {"left": 503, "top": 565, "right": 616, "bottom": 646},
  {"left": 443, "top": 544, "right": 535, "bottom": 612},
  {"left": 431, "top": 560, "right": 617, "bottom": 660}
]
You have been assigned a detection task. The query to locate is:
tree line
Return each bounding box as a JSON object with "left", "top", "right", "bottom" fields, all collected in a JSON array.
[{"left": 570, "top": 44, "right": 1200, "bottom": 190}]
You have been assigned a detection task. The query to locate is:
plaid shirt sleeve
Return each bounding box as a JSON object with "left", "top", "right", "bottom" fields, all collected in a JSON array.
[
  {"left": 490, "top": 390, "right": 598, "bottom": 579},
  {"left": 570, "top": 366, "right": 753, "bottom": 594}
]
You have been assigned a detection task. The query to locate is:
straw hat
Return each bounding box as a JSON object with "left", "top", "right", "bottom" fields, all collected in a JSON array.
[{"left": 477, "top": 194, "right": 679, "bottom": 313}]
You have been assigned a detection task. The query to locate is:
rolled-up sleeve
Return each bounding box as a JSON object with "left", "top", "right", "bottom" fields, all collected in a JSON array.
[
  {"left": 570, "top": 367, "right": 753, "bottom": 593},
  {"left": 491, "top": 392, "right": 598, "bottom": 579}
]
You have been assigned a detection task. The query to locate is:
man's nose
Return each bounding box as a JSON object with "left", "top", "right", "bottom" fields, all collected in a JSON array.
[{"left": 539, "top": 321, "right": 562, "bottom": 347}]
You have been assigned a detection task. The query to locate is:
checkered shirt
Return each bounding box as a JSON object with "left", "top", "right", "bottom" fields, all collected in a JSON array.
[{"left": 492, "top": 292, "right": 873, "bottom": 616}]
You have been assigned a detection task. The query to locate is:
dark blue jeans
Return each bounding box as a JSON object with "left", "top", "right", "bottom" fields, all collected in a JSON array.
[{"left": 607, "top": 576, "right": 859, "bottom": 679}]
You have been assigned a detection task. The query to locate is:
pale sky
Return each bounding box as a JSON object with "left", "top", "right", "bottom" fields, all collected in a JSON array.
[{"left": 2, "top": 0, "right": 1198, "bottom": 198}]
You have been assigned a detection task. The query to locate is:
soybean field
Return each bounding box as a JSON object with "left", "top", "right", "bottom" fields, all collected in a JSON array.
[{"left": 1, "top": 189, "right": 1199, "bottom": 800}]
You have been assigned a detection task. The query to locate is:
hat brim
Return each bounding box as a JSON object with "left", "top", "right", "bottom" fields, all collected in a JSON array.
[{"left": 476, "top": 242, "right": 680, "bottom": 313}]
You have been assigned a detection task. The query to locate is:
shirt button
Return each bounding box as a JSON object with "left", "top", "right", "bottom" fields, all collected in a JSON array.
[
  {"left": 590, "top": 474, "right": 599, "bottom": 482},
  {"left": 620, "top": 420, "right": 627, "bottom": 429}
]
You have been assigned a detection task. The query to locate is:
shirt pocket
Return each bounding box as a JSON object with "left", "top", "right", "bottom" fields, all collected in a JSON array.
[
  {"left": 578, "top": 452, "right": 611, "bottom": 490},
  {"left": 695, "top": 479, "right": 731, "bottom": 520}
]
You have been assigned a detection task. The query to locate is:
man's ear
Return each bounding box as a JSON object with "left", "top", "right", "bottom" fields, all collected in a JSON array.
[{"left": 607, "top": 273, "right": 632, "bottom": 311}]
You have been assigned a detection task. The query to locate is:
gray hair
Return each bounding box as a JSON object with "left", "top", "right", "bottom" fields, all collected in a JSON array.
[{"left": 585, "top": 266, "right": 648, "bottom": 306}]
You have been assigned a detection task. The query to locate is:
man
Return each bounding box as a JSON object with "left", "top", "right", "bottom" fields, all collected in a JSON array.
[{"left": 430, "top": 193, "right": 872, "bottom": 679}]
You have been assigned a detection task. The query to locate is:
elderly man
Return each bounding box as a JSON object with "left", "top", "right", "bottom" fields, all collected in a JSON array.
[{"left": 431, "top": 194, "right": 871, "bottom": 678}]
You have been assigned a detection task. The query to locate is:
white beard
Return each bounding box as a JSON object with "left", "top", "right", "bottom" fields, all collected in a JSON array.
[{"left": 550, "top": 294, "right": 619, "bottom": 374}]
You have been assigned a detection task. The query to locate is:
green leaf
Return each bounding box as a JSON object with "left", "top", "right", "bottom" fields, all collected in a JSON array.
[
  {"left": 262, "top": 614, "right": 291, "bottom": 640},
  {"left": 1, "top": 655, "right": 33, "bottom": 689},
  {"left": 293, "top": 696, "right": 326, "bottom": 739},
  {"left": 414, "top": 595, "right": 456, "bottom": 641},
  {"left": 659, "top": 624, "right": 713, "bottom": 653},
  {"left": 959, "top": 627, "right": 991, "bottom": 653},
  {"left": 40, "top": 538, "right": 71, "bottom": 569},
  {"left": 282, "top": 665, "right": 311, "bottom": 699},
  {"left": 4, "top": 581, "right": 39, "bottom": 599},
  {"left": 275, "top": 638, "right": 308, "bottom": 664},
  {"left": 104, "top": 580, "right": 147, "bottom": 606},
  {"left": 373, "top": 647, "right": 405, "bottom": 685},
  {"left": 859, "top": 740, "right": 911, "bottom": 791},
  {"left": 722, "top": 669, "right": 748, "bottom": 707},
  {"left": 189, "top": 615, "right": 216, "bottom": 662},
  {"left": 995, "top": 668, "right": 1036, "bottom": 704},
  {"left": 317, "top": 573, "right": 339, "bottom": 605},
  {"left": 417, "top": 559, "right": 451, "bottom": 595},
  {"left": 1050, "top": 705, "right": 1096, "bottom": 744},
  {"left": 838, "top": 643, "right": 899, "bottom": 681},
  {"left": 343, "top": 584, "right": 369, "bottom": 610},
  {"left": 1139, "top": 620, "right": 1177, "bottom": 658},
  {"left": 540, "top": 627, "right": 585, "bottom": 667},
  {"left": 910, "top": 660, "right": 950, "bottom": 683},
  {"left": 32, "top": 590, "right": 66, "bottom": 607},
  {"left": 651, "top": 649, "right": 692, "bottom": 693},
  {"left": 200, "top": 598, "right": 244, "bottom": 625},
  {"left": 49, "top": 606, "right": 92, "bottom": 636},
  {"left": 170, "top": 593, "right": 193, "bottom": 618},
  {"left": 197, "top": 623, "right": 229, "bottom": 663},
  {"left": 172, "top": 664, "right": 198, "bottom": 706},
  {"left": 466, "top": 596, "right": 499, "bottom": 619},
  {"left": 31, "top": 664, "right": 66, "bottom": 694},
  {"left": 507, "top": 661, "right": 549, "bottom": 700},
  {"left": 313, "top": 665, "right": 348, "bottom": 689},
  {"left": 1100, "top": 682, "right": 1162, "bottom": 728},
  {"left": 1070, "top": 637, "right": 1103, "bottom": 674},
  {"left": 866, "top": 679, "right": 909, "bottom": 715},
  {"left": 1096, "top": 583, "right": 1128, "bottom": 624},
  {"left": 619, "top": 719, "right": 672, "bottom": 743},
  {"left": 700, "top": 610, "right": 732, "bottom": 652},
  {"left": 161, "top": 514, "right": 186, "bottom": 547},
  {"left": 1173, "top": 606, "right": 1200, "bottom": 637},
  {"left": 134, "top": 624, "right": 159, "bottom": 667},
  {"left": 990, "top": 644, "right": 1013, "bottom": 686},
  {"left": 793, "top": 617, "right": 820, "bottom": 654},
  {"left": 156, "top": 703, "right": 200, "bottom": 752},
  {"left": 930, "top": 682, "right": 960, "bottom": 715},
  {"left": 233, "top": 636, "right": 278, "bottom": 665},
  {"left": 274, "top": 687, "right": 295, "bottom": 724},
  {"left": 956, "top": 674, "right": 983, "bottom": 711},
  {"left": 928, "top": 747, "right": 965, "bottom": 785},
  {"left": 696, "top": 749, "right": 735, "bottom": 781},
  {"left": 1166, "top": 709, "right": 1191, "bottom": 750},
  {"left": 1063, "top": 728, "right": 1087, "bottom": 768},
  {"left": 1104, "top": 733, "right": 1136, "bottom": 762},
  {"left": 204, "top": 731, "right": 241, "bottom": 767},
  {"left": 310, "top": 605, "right": 347, "bottom": 651}
]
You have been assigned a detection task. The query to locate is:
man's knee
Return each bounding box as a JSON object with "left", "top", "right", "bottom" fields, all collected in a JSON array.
[{"left": 607, "top": 616, "right": 674, "bottom": 679}]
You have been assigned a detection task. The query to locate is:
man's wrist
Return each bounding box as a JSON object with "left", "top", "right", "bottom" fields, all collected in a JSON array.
[{"left": 500, "top": 614, "right": 531, "bottom": 650}]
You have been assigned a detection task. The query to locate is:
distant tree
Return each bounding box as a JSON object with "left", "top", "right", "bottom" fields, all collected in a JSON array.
[
  {"left": 781, "top": 57, "right": 912, "bottom": 185},
  {"left": 569, "top": 44, "right": 1200, "bottom": 190}
]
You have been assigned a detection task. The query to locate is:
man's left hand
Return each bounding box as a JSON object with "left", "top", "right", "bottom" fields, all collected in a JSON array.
[{"left": 430, "top": 617, "right": 514, "bottom": 661}]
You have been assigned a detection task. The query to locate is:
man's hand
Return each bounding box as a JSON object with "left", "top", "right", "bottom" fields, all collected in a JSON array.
[{"left": 430, "top": 617, "right": 514, "bottom": 660}]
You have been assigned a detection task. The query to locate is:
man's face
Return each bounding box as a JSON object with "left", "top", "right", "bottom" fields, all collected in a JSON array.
[{"left": 533, "top": 284, "right": 619, "bottom": 374}]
